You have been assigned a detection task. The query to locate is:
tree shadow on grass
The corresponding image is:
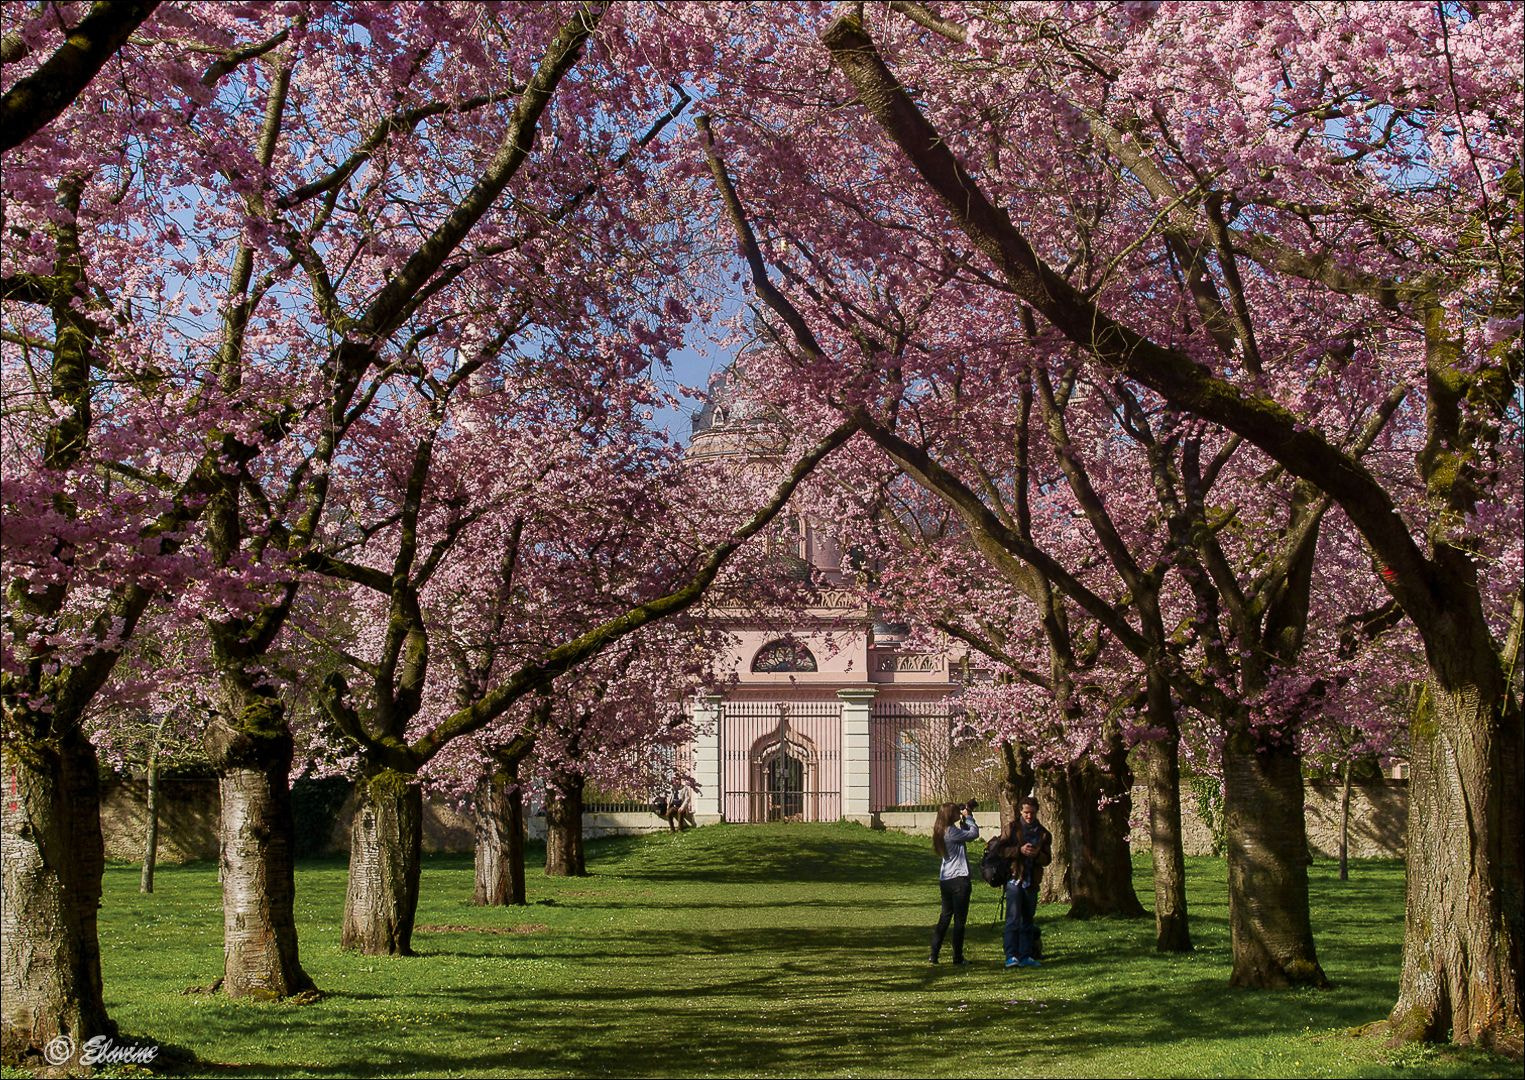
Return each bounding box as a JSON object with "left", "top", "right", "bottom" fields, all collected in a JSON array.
[
  {"left": 162, "top": 846, "right": 1444, "bottom": 1077},
  {"left": 182, "top": 910, "right": 1440, "bottom": 1079},
  {"left": 188, "top": 978, "right": 1396, "bottom": 1076},
  {"left": 619, "top": 844, "right": 929, "bottom": 887}
]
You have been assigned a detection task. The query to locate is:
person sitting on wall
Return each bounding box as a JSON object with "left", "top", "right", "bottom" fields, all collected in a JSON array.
[{"left": 665, "top": 782, "right": 696, "bottom": 831}]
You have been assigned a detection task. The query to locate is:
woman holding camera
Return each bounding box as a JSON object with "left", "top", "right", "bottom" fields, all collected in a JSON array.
[{"left": 929, "top": 800, "right": 980, "bottom": 965}]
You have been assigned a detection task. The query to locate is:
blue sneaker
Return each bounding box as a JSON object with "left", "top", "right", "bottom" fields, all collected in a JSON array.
[
  {"left": 1019, "top": 957, "right": 1041, "bottom": 968},
  {"left": 1004, "top": 956, "right": 1020, "bottom": 969}
]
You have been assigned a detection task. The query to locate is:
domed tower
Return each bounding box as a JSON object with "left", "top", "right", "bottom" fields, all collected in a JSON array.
[
  {"left": 681, "top": 373, "right": 967, "bottom": 828},
  {"left": 687, "top": 368, "right": 781, "bottom": 460},
  {"left": 686, "top": 370, "right": 846, "bottom": 585}
]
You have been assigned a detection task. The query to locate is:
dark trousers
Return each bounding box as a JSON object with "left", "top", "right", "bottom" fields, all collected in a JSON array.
[
  {"left": 930, "top": 875, "right": 971, "bottom": 962},
  {"left": 1004, "top": 879, "right": 1039, "bottom": 960}
]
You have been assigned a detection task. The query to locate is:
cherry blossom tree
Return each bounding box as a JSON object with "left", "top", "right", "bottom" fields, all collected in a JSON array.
[
  {"left": 701, "top": 0, "right": 1519, "bottom": 1050},
  {"left": 188, "top": 0, "right": 636, "bottom": 1000},
  {"left": 0, "top": 1, "right": 159, "bottom": 152},
  {"left": 301, "top": 338, "right": 796, "bottom": 950},
  {"left": 84, "top": 619, "right": 216, "bottom": 894},
  {"left": 6, "top": 1, "right": 1518, "bottom": 1064},
  {"left": 2, "top": 0, "right": 786, "bottom": 1050},
  {"left": 642, "top": 0, "right": 1517, "bottom": 1036},
  {"left": 2, "top": 0, "right": 324, "bottom": 1054},
  {"left": 533, "top": 641, "right": 704, "bottom": 878},
  {"left": 804, "top": 408, "right": 1153, "bottom": 923}
]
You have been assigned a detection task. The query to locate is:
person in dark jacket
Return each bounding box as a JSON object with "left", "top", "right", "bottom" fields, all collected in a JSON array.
[{"left": 1002, "top": 796, "right": 1052, "bottom": 968}]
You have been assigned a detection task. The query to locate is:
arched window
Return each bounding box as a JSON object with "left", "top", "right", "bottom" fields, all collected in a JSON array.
[{"left": 751, "top": 639, "right": 818, "bottom": 673}]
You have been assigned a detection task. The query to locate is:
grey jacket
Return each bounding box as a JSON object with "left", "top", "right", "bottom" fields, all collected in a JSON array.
[{"left": 938, "top": 817, "right": 980, "bottom": 880}]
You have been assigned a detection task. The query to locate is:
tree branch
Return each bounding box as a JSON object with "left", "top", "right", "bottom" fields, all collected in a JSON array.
[
  {"left": 820, "top": 12, "right": 1443, "bottom": 639},
  {"left": 0, "top": 1, "right": 159, "bottom": 154},
  {"left": 410, "top": 417, "right": 861, "bottom": 761}
]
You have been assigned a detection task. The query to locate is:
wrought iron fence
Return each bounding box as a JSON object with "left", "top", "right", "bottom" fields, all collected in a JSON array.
[
  {"left": 584, "top": 801, "right": 660, "bottom": 813},
  {"left": 870, "top": 701, "right": 955, "bottom": 812}
]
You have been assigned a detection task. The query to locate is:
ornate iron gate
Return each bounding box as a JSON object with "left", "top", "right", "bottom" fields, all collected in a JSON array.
[{"left": 719, "top": 700, "right": 841, "bottom": 822}]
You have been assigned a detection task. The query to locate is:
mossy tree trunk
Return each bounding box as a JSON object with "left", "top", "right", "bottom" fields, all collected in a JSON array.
[
  {"left": 995, "top": 739, "right": 1032, "bottom": 832},
  {"left": 1142, "top": 667, "right": 1191, "bottom": 951},
  {"left": 1033, "top": 768, "right": 1069, "bottom": 906},
  {"left": 140, "top": 739, "right": 161, "bottom": 895},
  {"left": 0, "top": 728, "right": 116, "bottom": 1064},
  {"left": 544, "top": 769, "right": 586, "bottom": 877},
  {"left": 1338, "top": 758, "right": 1352, "bottom": 882},
  {"left": 1222, "top": 728, "right": 1327, "bottom": 988},
  {"left": 473, "top": 754, "right": 528, "bottom": 906},
  {"left": 342, "top": 768, "right": 423, "bottom": 956},
  {"left": 1387, "top": 647, "right": 1522, "bottom": 1055},
  {"left": 204, "top": 691, "right": 315, "bottom": 999},
  {"left": 1062, "top": 732, "right": 1146, "bottom": 920}
]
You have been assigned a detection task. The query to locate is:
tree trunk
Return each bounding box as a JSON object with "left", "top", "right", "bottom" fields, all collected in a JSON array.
[
  {"left": 342, "top": 769, "right": 423, "bottom": 955},
  {"left": 544, "top": 770, "right": 586, "bottom": 877},
  {"left": 1142, "top": 669, "right": 1192, "bottom": 951},
  {"left": 140, "top": 753, "right": 160, "bottom": 894},
  {"left": 1, "top": 728, "right": 116, "bottom": 1065},
  {"left": 473, "top": 760, "right": 526, "bottom": 906},
  {"left": 1033, "top": 768, "right": 1070, "bottom": 905},
  {"left": 995, "top": 739, "right": 1032, "bottom": 832},
  {"left": 1222, "top": 731, "right": 1328, "bottom": 988},
  {"left": 506, "top": 779, "right": 527, "bottom": 901},
  {"left": 1062, "top": 734, "right": 1146, "bottom": 920},
  {"left": 1142, "top": 738, "right": 1193, "bottom": 946},
  {"left": 1338, "top": 757, "right": 1352, "bottom": 883},
  {"left": 204, "top": 697, "right": 315, "bottom": 999},
  {"left": 1387, "top": 662, "right": 1522, "bottom": 1057}
]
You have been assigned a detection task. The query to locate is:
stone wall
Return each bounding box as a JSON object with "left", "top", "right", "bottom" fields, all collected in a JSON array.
[
  {"left": 873, "top": 780, "right": 1406, "bottom": 860},
  {"left": 323, "top": 797, "right": 684, "bottom": 848},
  {"left": 325, "top": 789, "right": 478, "bottom": 854},
  {"left": 100, "top": 776, "right": 220, "bottom": 863},
  {"left": 1128, "top": 777, "right": 1407, "bottom": 858},
  {"left": 100, "top": 777, "right": 688, "bottom": 862},
  {"left": 874, "top": 809, "right": 938, "bottom": 834},
  {"left": 100, "top": 775, "right": 1407, "bottom": 860},
  {"left": 1301, "top": 777, "right": 1407, "bottom": 859}
]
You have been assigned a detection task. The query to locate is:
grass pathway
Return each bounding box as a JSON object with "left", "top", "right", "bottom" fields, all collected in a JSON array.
[{"left": 65, "top": 822, "right": 1515, "bottom": 1077}]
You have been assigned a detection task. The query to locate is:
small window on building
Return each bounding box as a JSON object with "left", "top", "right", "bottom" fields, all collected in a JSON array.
[
  {"left": 895, "top": 729, "right": 922, "bottom": 806},
  {"left": 751, "top": 639, "right": 818, "bottom": 673}
]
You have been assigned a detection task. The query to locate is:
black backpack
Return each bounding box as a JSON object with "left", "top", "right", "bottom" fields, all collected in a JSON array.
[{"left": 978, "top": 839, "right": 1010, "bottom": 888}]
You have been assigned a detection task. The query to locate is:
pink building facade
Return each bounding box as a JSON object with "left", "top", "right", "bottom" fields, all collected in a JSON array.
[{"left": 683, "top": 396, "right": 965, "bottom": 825}]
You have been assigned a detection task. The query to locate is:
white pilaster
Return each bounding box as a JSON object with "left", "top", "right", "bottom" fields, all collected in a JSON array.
[
  {"left": 838, "top": 688, "right": 876, "bottom": 825},
  {"left": 691, "top": 695, "right": 724, "bottom": 823}
]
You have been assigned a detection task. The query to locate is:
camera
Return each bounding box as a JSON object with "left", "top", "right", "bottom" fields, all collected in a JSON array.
[{"left": 962, "top": 799, "right": 979, "bottom": 814}]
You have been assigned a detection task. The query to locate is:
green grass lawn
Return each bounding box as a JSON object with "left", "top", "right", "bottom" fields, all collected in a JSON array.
[{"left": 54, "top": 823, "right": 1519, "bottom": 1077}]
